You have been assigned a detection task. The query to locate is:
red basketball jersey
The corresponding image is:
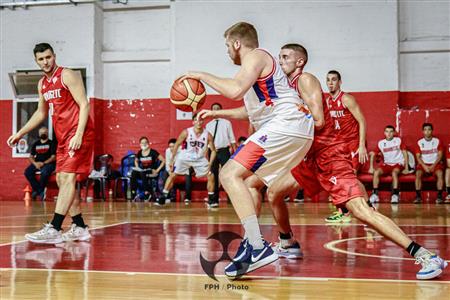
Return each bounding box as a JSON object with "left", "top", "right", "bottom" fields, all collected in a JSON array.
[
  {"left": 326, "top": 91, "right": 359, "bottom": 143},
  {"left": 289, "top": 73, "right": 345, "bottom": 164},
  {"left": 40, "top": 67, "right": 94, "bottom": 141}
]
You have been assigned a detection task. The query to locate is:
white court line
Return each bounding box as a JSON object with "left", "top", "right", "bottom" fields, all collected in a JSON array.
[
  {"left": 0, "top": 267, "right": 448, "bottom": 284},
  {"left": 0, "top": 221, "right": 129, "bottom": 247},
  {"left": 324, "top": 233, "right": 450, "bottom": 262}
]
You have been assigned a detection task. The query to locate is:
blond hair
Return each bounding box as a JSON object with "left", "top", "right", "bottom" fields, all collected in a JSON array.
[{"left": 224, "top": 22, "right": 259, "bottom": 48}]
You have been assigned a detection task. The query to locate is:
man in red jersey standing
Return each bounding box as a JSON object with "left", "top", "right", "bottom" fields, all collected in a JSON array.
[{"left": 7, "top": 43, "right": 94, "bottom": 244}]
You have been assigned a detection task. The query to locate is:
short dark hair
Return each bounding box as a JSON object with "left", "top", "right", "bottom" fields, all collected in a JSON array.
[
  {"left": 422, "top": 123, "right": 433, "bottom": 130},
  {"left": 33, "top": 43, "right": 54, "bottom": 56},
  {"left": 238, "top": 136, "right": 247, "bottom": 142},
  {"left": 327, "top": 70, "right": 341, "bottom": 81},
  {"left": 281, "top": 43, "right": 308, "bottom": 64},
  {"left": 168, "top": 138, "right": 177, "bottom": 144},
  {"left": 385, "top": 125, "right": 395, "bottom": 131},
  {"left": 211, "top": 102, "right": 222, "bottom": 109},
  {"left": 139, "top": 136, "right": 149, "bottom": 143}
]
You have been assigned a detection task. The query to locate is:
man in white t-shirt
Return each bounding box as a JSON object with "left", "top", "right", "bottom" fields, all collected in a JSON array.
[
  {"left": 369, "top": 125, "right": 408, "bottom": 204},
  {"left": 414, "top": 123, "right": 444, "bottom": 204},
  {"left": 205, "top": 102, "right": 237, "bottom": 206}
]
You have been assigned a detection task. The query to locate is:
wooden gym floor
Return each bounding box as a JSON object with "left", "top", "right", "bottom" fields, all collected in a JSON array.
[{"left": 0, "top": 200, "right": 449, "bottom": 299}]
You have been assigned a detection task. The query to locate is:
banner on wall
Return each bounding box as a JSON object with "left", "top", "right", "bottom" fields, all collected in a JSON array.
[{"left": 176, "top": 109, "right": 192, "bottom": 120}]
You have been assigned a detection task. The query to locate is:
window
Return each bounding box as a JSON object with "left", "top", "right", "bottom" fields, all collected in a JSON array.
[{"left": 12, "top": 99, "right": 52, "bottom": 158}]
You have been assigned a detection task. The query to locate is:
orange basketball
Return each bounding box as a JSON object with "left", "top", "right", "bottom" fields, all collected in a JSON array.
[{"left": 170, "top": 78, "right": 206, "bottom": 112}]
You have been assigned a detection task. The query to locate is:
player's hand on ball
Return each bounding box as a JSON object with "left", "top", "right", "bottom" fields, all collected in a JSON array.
[
  {"left": 197, "top": 109, "right": 214, "bottom": 120},
  {"left": 69, "top": 134, "right": 83, "bottom": 150},
  {"left": 178, "top": 71, "right": 204, "bottom": 82},
  {"left": 6, "top": 133, "right": 22, "bottom": 147}
]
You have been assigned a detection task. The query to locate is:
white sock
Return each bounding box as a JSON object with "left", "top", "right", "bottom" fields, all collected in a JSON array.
[{"left": 241, "top": 215, "right": 264, "bottom": 250}]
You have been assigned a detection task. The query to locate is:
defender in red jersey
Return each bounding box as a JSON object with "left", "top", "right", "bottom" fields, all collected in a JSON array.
[
  {"left": 7, "top": 43, "right": 93, "bottom": 244},
  {"left": 267, "top": 43, "right": 447, "bottom": 280},
  {"left": 326, "top": 70, "right": 368, "bottom": 172}
]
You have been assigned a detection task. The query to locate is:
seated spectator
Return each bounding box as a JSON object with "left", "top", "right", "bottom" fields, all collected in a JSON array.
[
  {"left": 130, "top": 136, "right": 165, "bottom": 202},
  {"left": 445, "top": 142, "right": 450, "bottom": 203},
  {"left": 158, "top": 113, "right": 216, "bottom": 207},
  {"left": 414, "top": 123, "right": 444, "bottom": 204},
  {"left": 369, "top": 125, "right": 408, "bottom": 204},
  {"left": 24, "top": 126, "right": 56, "bottom": 201}
]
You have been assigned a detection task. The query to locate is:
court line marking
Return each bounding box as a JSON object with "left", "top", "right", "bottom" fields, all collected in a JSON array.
[
  {"left": 324, "top": 233, "right": 450, "bottom": 262},
  {"left": 0, "top": 221, "right": 129, "bottom": 247},
  {"left": 1, "top": 267, "right": 449, "bottom": 284}
]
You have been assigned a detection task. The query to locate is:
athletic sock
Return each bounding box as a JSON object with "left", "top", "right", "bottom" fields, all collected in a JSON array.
[
  {"left": 340, "top": 206, "right": 349, "bottom": 214},
  {"left": 208, "top": 192, "right": 215, "bottom": 202},
  {"left": 373, "top": 188, "right": 379, "bottom": 195},
  {"left": 416, "top": 190, "right": 422, "bottom": 198},
  {"left": 71, "top": 213, "right": 87, "bottom": 228},
  {"left": 50, "top": 213, "right": 65, "bottom": 231},
  {"left": 393, "top": 189, "right": 399, "bottom": 195},
  {"left": 241, "top": 215, "right": 264, "bottom": 250},
  {"left": 406, "top": 241, "right": 423, "bottom": 257},
  {"left": 296, "top": 189, "right": 304, "bottom": 199},
  {"left": 279, "top": 231, "right": 292, "bottom": 240},
  {"left": 437, "top": 190, "right": 443, "bottom": 198}
]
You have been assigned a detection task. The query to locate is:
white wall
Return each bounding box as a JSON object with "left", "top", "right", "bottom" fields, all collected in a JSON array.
[
  {"left": 0, "top": 0, "right": 448, "bottom": 101},
  {"left": 174, "top": 1, "right": 398, "bottom": 93},
  {"left": 0, "top": 3, "right": 96, "bottom": 99},
  {"left": 399, "top": 0, "right": 450, "bottom": 91}
]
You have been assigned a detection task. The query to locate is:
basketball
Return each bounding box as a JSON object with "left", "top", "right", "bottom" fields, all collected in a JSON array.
[{"left": 170, "top": 78, "right": 206, "bottom": 112}]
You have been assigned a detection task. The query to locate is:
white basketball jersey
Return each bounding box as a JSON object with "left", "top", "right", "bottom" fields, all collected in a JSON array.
[
  {"left": 243, "top": 49, "right": 314, "bottom": 139},
  {"left": 181, "top": 127, "right": 209, "bottom": 160},
  {"left": 417, "top": 137, "right": 441, "bottom": 164},
  {"left": 378, "top": 137, "right": 405, "bottom": 165}
]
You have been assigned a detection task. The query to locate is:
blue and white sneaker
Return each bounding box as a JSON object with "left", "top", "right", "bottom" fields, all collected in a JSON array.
[
  {"left": 225, "top": 240, "right": 278, "bottom": 278},
  {"left": 273, "top": 240, "right": 303, "bottom": 259},
  {"left": 231, "top": 238, "right": 248, "bottom": 262},
  {"left": 415, "top": 251, "right": 448, "bottom": 280}
]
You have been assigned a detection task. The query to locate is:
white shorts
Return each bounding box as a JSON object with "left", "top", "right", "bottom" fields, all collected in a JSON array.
[
  {"left": 231, "top": 126, "right": 312, "bottom": 185},
  {"left": 173, "top": 157, "right": 209, "bottom": 177}
]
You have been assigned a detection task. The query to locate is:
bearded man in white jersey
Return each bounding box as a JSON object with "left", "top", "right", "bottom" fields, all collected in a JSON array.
[
  {"left": 158, "top": 113, "right": 216, "bottom": 206},
  {"left": 182, "top": 22, "right": 317, "bottom": 278}
]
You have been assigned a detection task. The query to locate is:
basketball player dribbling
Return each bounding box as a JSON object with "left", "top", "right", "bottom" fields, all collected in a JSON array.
[
  {"left": 269, "top": 43, "right": 447, "bottom": 280},
  {"left": 7, "top": 43, "right": 94, "bottom": 244},
  {"left": 182, "top": 22, "right": 316, "bottom": 277}
]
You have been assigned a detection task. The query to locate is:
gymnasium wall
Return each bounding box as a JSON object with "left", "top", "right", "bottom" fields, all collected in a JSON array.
[{"left": 0, "top": 0, "right": 448, "bottom": 200}]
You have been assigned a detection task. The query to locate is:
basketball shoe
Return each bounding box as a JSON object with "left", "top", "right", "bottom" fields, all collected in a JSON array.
[
  {"left": 25, "top": 223, "right": 63, "bottom": 244},
  {"left": 273, "top": 239, "right": 303, "bottom": 259},
  {"left": 62, "top": 224, "right": 91, "bottom": 242},
  {"left": 225, "top": 240, "right": 278, "bottom": 278},
  {"left": 415, "top": 249, "right": 448, "bottom": 280},
  {"left": 325, "top": 211, "right": 352, "bottom": 223}
]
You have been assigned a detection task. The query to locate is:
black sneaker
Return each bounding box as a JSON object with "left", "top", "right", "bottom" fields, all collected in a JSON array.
[
  {"left": 436, "top": 196, "right": 444, "bottom": 204},
  {"left": 413, "top": 197, "right": 422, "bottom": 204},
  {"left": 156, "top": 194, "right": 166, "bottom": 206}
]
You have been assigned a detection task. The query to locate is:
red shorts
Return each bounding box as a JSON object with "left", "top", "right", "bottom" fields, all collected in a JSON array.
[
  {"left": 56, "top": 130, "right": 94, "bottom": 176},
  {"left": 291, "top": 155, "right": 365, "bottom": 207},
  {"left": 416, "top": 163, "right": 444, "bottom": 175},
  {"left": 379, "top": 163, "right": 404, "bottom": 174}
]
